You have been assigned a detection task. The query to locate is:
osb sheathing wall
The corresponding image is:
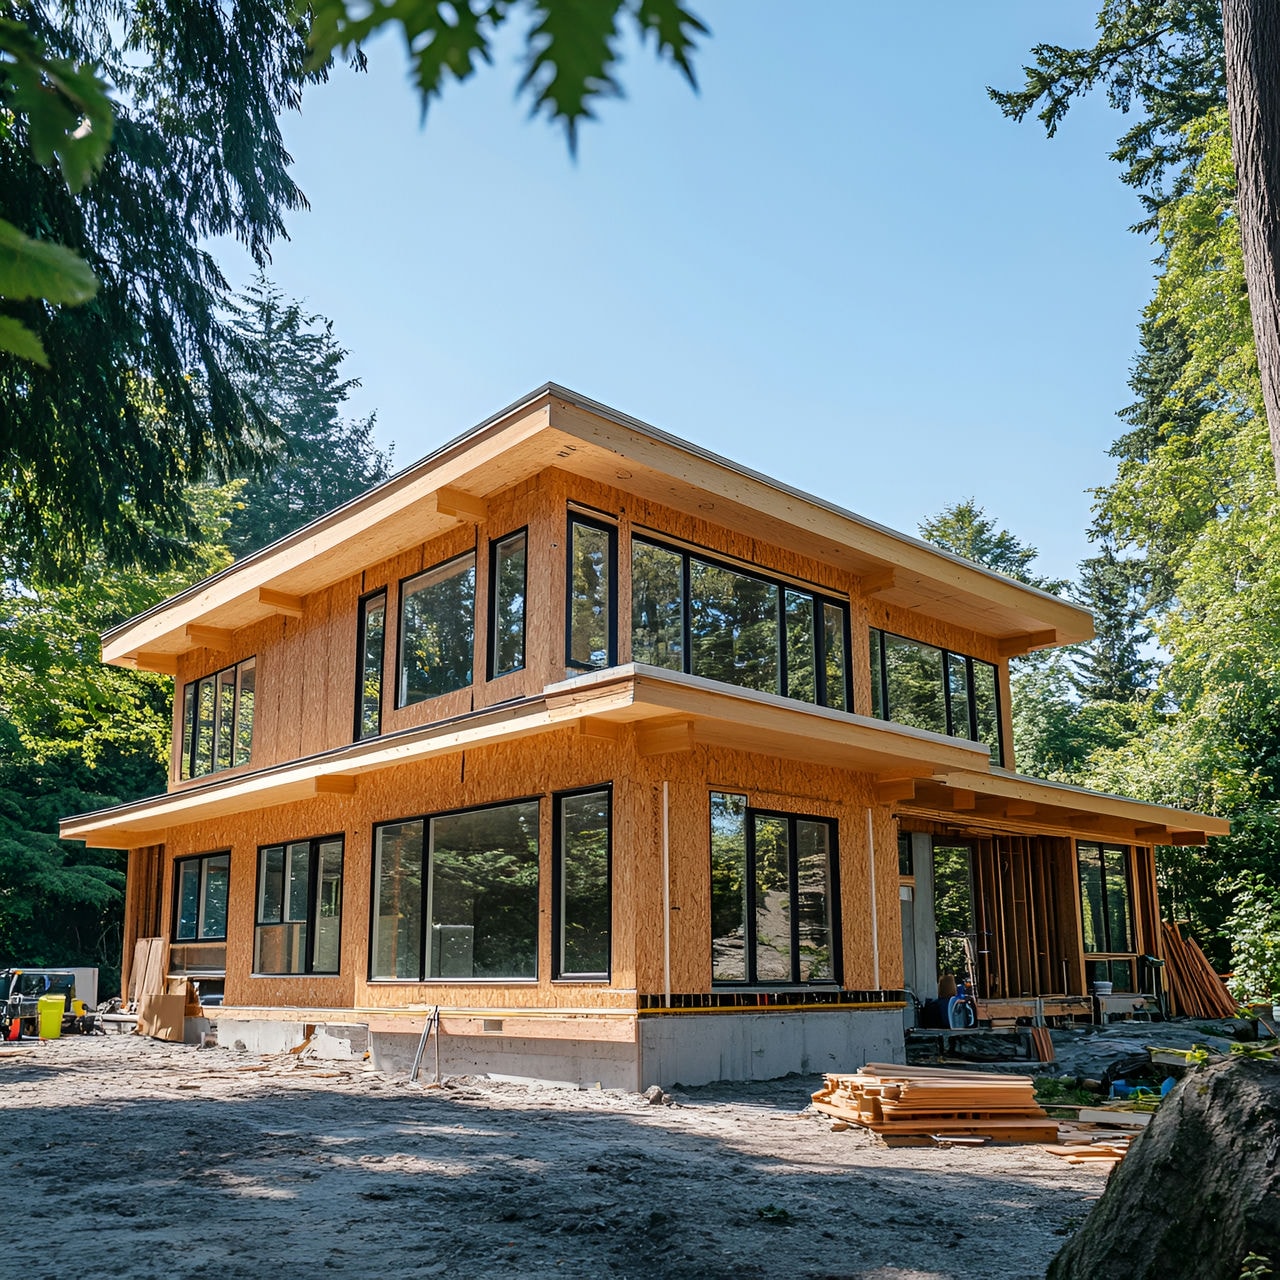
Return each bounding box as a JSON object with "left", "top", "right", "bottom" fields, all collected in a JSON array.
[{"left": 152, "top": 728, "right": 905, "bottom": 1013}]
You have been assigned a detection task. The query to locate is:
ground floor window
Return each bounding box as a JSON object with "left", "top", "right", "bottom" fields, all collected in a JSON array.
[
  {"left": 174, "top": 852, "right": 230, "bottom": 941},
  {"left": 710, "top": 793, "right": 840, "bottom": 985},
  {"left": 553, "top": 787, "right": 612, "bottom": 979},
  {"left": 254, "top": 837, "right": 344, "bottom": 975},
  {"left": 1078, "top": 841, "right": 1135, "bottom": 990},
  {"left": 371, "top": 799, "right": 540, "bottom": 981}
]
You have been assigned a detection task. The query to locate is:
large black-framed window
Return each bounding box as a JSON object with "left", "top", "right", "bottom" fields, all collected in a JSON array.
[
  {"left": 552, "top": 786, "right": 612, "bottom": 980},
  {"left": 254, "top": 836, "right": 344, "bottom": 975},
  {"left": 397, "top": 551, "right": 476, "bottom": 706},
  {"left": 1078, "top": 842, "right": 1136, "bottom": 992},
  {"left": 370, "top": 799, "right": 540, "bottom": 981},
  {"left": 173, "top": 852, "right": 231, "bottom": 942},
  {"left": 566, "top": 515, "right": 617, "bottom": 670},
  {"left": 868, "top": 628, "right": 1003, "bottom": 765},
  {"left": 710, "top": 793, "right": 841, "bottom": 986},
  {"left": 179, "top": 657, "right": 256, "bottom": 779},
  {"left": 631, "top": 535, "right": 852, "bottom": 709},
  {"left": 489, "top": 528, "right": 528, "bottom": 678},
  {"left": 355, "top": 589, "right": 386, "bottom": 740}
]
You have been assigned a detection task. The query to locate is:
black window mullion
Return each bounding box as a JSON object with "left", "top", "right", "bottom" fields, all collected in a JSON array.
[
  {"left": 304, "top": 840, "right": 319, "bottom": 975},
  {"left": 965, "top": 657, "right": 979, "bottom": 742},
  {"left": 744, "top": 811, "right": 758, "bottom": 985},
  {"left": 778, "top": 593, "right": 789, "bottom": 698},
  {"left": 419, "top": 821, "right": 431, "bottom": 982},
  {"left": 878, "top": 629, "right": 890, "bottom": 720},
  {"left": 787, "top": 816, "right": 801, "bottom": 984},
  {"left": 681, "top": 553, "right": 693, "bottom": 675}
]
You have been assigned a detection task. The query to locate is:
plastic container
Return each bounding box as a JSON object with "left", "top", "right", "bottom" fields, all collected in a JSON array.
[
  {"left": 1092, "top": 981, "right": 1114, "bottom": 996},
  {"left": 38, "top": 994, "right": 65, "bottom": 1039}
]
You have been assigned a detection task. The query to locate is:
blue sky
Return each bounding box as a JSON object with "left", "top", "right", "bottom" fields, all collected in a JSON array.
[{"left": 240, "top": 2, "right": 1155, "bottom": 586}]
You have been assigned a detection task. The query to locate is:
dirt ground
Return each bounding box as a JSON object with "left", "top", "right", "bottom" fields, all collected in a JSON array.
[{"left": 0, "top": 1035, "right": 1104, "bottom": 1280}]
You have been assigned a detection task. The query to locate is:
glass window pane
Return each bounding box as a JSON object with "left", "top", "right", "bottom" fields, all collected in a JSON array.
[
  {"left": 176, "top": 860, "right": 201, "bottom": 940},
  {"left": 710, "top": 793, "right": 748, "bottom": 982},
  {"left": 934, "top": 844, "right": 974, "bottom": 980},
  {"left": 823, "top": 603, "right": 848, "bottom": 711},
  {"left": 795, "top": 820, "right": 833, "bottom": 982},
  {"left": 180, "top": 684, "right": 195, "bottom": 780},
  {"left": 285, "top": 841, "right": 311, "bottom": 923},
  {"left": 784, "top": 590, "right": 816, "bottom": 703},
  {"left": 195, "top": 676, "right": 216, "bottom": 776},
  {"left": 428, "top": 801, "right": 539, "bottom": 979},
  {"left": 881, "top": 633, "right": 946, "bottom": 734},
  {"left": 869, "top": 628, "right": 884, "bottom": 720},
  {"left": 234, "top": 658, "right": 255, "bottom": 766},
  {"left": 399, "top": 554, "right": 476, "bottom": 705},
  {"left": 358, "top": 594, "right": 385, "bottom": 739},
  {"left": 946, "top": 652, "right": 971, "bottom": 741},
  {"left": 372, "top": 821, "right": 424, "bottom": 979},
  {"left": 1103, "top": 845, "right": 1134, "bottom": 953},
  {"left": 558, "top": 791, "right": 611, "bottom": 976},
  {"left": 216, "top": 668, "right": 236, "bottom": 771},
  {"left": 200, "top": 854, "right": 230, "bottom": 939},
  {"left": 752, "top": 814, "right": 791, "bottom": 981},
  {"left": 971, "top": 659, "right": 1001, "bottom": 765},
  {"left": 631, "top": 541, "right": 685, "bottom": 670},
  {"left": 569, "top": 521, "right": 612, "bottom": 668},
  {"left": 313, "top": 839, "right": 343, "bottom": 974},
  {"left": 492, "top": 531, "right": 527, "bottom": 676},
  {"left": 1077, "top": 843, "right": 1106, "bottom": 954},
  {"left": 690, "top": 559, "right": 780, "bottom": 694},
  {"left": 258, "top": 846, "right": 285, "bottom": 924}
]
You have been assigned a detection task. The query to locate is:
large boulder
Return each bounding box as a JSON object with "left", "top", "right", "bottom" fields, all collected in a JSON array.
[{"left": 1049, "top": 1057, "right": 1280, "bottom": 1280}]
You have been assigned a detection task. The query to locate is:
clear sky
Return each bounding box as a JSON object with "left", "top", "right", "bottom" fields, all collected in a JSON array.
[{"left": 236, "top": 2, "right": 1155, "bottom": 586}]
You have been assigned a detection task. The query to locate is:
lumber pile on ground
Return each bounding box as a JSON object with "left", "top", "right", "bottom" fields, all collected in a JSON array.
[
  {"left": 812, "top": 1063, "right": 1058, "bottom": 1145},
  {"left": 1162, "top": 921, "right": 1237, "bottom": 1019}
]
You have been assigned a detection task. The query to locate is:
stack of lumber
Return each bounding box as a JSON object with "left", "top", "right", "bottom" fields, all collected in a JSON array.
[
  {"left": 1041, "top": 1126, "right": 1133, "bottom": 1170},
  {"left": 1162, "top": 921, "right": 1237, "bottom": 1018},
  {"left": 812, "top": 1063, "right": 1058, "bottom": 1145}
]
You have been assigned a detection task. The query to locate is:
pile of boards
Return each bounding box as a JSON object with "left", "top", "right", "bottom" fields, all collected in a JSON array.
[
  {"left": 812, "top": 1063, "right": 1058, "bottom": 1145},
  {"left": 1162, "top": 921, "right": 1237, "bottom": 1019}
]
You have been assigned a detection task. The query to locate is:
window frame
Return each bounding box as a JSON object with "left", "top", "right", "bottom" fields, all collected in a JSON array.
[
  {"left": 565, "top": 513, "right": 619, "bottom": 671},
  {"left": 631, "top": 532, "right": 853, "bottom": 710},
  {"left": 395, "top": 549, "right": 477, "bottom": 709},
  {"left": 253, "top": 834, "right": 345, "bottom": 977},
  {"left": 1077, "top": 840, "right": 1135, "bottom": 957},
  {"left": 354, "top": 587, "right": 387, "bottom": 741},
  {"left": 551, "top": 784, "right": 613, "bottom": 982},
  {"left": 709, "top": 794, "right": 842, "bottom": 988},
  {"left": 367, "top": 796, "right": 543, "bottom": 984},
  {"left": 172, "top": 851, "right": 231, "bottom": 943},
  {"left": 488, "top": 526, "right": 529, "bottom": 679},
  {"left": 179, "top": 656, "right": 256, "bottom": 780}
]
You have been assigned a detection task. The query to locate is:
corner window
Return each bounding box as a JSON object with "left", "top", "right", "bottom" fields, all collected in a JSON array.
[
  {"left": 631, "top": 535, "right": 851, "bottom": 708},
  {"left": 398, "top": 552, "right": 475, "bottom": 706},
  {"left": 174, "top": 852, "right": 230, "bottom": 942},
  {"left": 490, "top": 529, "right": 527, "bottom": 677},
  {"left": 180, "top": 658, "right": 255, "bottom": 779},
  {"left": 371, "top": 800, "right": 539, "bottom": 981},
  {"left": 710, "top": 793, "right": 840, "bottom": 986},
  {"left": 1078, "top": 842, "right": 1133, "bottom": 956},
  {"left": 554, "top": 787, "right": 612, "bottom": 979},
  {"left": 254, "top": 837, "right": 344, "bottom": 975},
  {"left": 355, "top": 590, "right": 386, "bottom": 740},
  {"left": 567, "top": 516, "right": 616, "bottom": 669},
  {"left": 868, "top": 627, "right": 1003, "bottom": 765}
]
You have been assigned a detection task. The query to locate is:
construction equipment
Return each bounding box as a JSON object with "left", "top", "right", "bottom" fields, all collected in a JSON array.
[{"left": 0, "top": 968, "right": 99, "bottom": 1039}]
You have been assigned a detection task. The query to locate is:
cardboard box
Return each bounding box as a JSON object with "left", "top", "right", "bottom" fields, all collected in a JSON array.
[{"left": 137, "top": 992, "right": 186, "bottom": 1041}]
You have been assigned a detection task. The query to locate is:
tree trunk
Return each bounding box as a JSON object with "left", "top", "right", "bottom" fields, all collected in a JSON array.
[{"left": 1222, "top": 0, "right": 1280, "bottom": 483}]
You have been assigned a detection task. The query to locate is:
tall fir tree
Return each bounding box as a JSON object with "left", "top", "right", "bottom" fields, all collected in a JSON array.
[{"left": 1070, "top": 539, "right": 1155, "bottom": 703}]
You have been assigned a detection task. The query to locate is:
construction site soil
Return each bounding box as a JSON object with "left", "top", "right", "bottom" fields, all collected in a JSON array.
[{"left": 1, "top": 1035, "right": 1105, "bottom": 1280}]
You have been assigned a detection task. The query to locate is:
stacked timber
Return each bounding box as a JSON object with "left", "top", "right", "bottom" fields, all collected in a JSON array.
[
  {"left": 1162, "top": 921, "right": 1237, "bottom": 1019},
  {"left": 812, "top": 1063, "right": 1058, "bottom": 1145}
]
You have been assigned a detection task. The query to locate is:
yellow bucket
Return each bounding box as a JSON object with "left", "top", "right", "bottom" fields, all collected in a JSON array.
[{"left": 38, "top": 994, "right": 65, "bottom": 1039}]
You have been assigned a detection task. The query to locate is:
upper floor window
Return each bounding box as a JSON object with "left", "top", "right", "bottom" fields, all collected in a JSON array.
[
  {"left": 567, "top": 516, "right": 616, "bottom": 670},
  {"left": 710, "top": 792, "right": 840, "bottom": 985},
  {"left": 180, "top": 657, "right": 255, "bottom": 779},
  {"left": 255, "top": 836, "right": 344, "bottom": 975},
  {"left": 489, "top": 529, "right": 527, "bottom": 678},
  {"left": 631, "top": 535, "right": 851, "bottom": 709},
  {"left": 868, "top": 628, "right": 1002, "bottom": 765},
  {"left": 355, "top": 590, "right": 386, "bottom": 740},
  {"left": 174, "top": 852, "right": 230, "bottom": 941},
  {"left": 398, "top": 552, "right": 475, "bottom": 706}
]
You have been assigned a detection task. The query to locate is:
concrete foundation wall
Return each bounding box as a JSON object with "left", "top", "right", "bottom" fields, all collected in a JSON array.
[{"left": 216, "top": 1019, "right": 369, "bottom": 1059}]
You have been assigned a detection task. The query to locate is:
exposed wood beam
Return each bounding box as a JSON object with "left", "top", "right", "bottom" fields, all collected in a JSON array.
[
  {"left": 948, "top": 788, "right": 976, "bottom": 811},
  {"left": 1068, "top": 814, "right": 1134, "bottom": 836},
  {"left": 1004, "top": 800, "right": 1037, "bottom": 817},
  {"left": 859, "top": 568, "right": 897, "bottom": 594},
  {"left": 185, "top": 624, "right": 234, "bottom": 650},
  {"left": 435, "top": 486, "right": 488, "bottom": 522},
  {"left": 258, "top": 587, "right": 304, "bottom": 618},
  {"left": 1168, "top": 830, "right": 1209, "bottom": 847},
  {"left": 1135, "top": 824, "right": 1170, "bottom": 840},
  {"left": 874, "top": 777, "right": 919, "bottom": 804},
  {"left": 314, "top": 775, "right": 357, "bottom": 795},
  {"left": 635, "top": 718, "right": 696, "bottom": 757},
  {"left": 134, "top": 651, "right": 178, "bottom": 675},
  {"left": 997, "top": 629, "right": 1058, "bottom": 658},
  {"left": 577, "top": 719, "right": 622, "bottom": 741}
]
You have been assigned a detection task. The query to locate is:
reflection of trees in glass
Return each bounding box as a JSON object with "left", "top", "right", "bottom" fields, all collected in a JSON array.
[
  {"left": 314, "top": 839, "right": 343, "bottom": 973},
  {"left": 785, "top": 590, "right": 816, "bottom": 703},
  {"left": 195, "top": 676, "right": 215, "bottom": 775},
  {"left": 492, "top": 531, "right": 526, "bottom": 676},
  {"left": 690, "top": 559, "right": 779, "bottom": 693},
  {"left": 823, "top": 603, "right": 847, "bottom": 711},
  {"left": 1077, "top": 842, "right": 1133, "bottom": 954},
  {"left": 182, "top": 657, "right": 255, "bottom": 777},
  {"left": 358, "top": 594, "right": 385, "bottom": 739},
  {"left": 710, "top": 793, "right": 748, "bottom": 981},
  {"left": 399, "top": 554, "right": 475, "bottom": 704},
  {"left": 235, "top": 659, "right": 255, "bottom": 766},
  {"left": 216, "top": 669, "right": 236, "bottom": 770},
  {"left": 753, "top": 814, "right": 791, "bottom": 980},
  {"left": 632, "top": 541, "right": 684, "bottom": 669},
  {"left": 175, "top": 853, "right": 228, "bottom": 941},
  {"left": 569, "top": 521, "right": 612, "bottom": 667},
  {"left": 429, "top": 801, "right": 539, "bottom": 979},
  {"left": 883, "top": 634, "right": 947, "bottom": 734},
  {"left": 558, "top": 790, "right": 610, "bottom": 975},
  {"left": 373, "top": 821, "right": 424, "bottom": 979},
  {"left": 933, "top": 844, "right": 973, "bottom": 980},
  {"left": 795, "top": 820, "right": 833, "bottom": 981},
  {"left": 971, "top": 661, "right": 1000, "bottom": 764}
]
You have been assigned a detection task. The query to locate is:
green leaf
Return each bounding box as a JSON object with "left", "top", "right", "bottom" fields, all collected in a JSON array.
[
  {"left": 0, "top": 219, "right": 98, "bottom": 305},
  {"left": 0, "top": 314, "right": 48, "bottom": 365}
]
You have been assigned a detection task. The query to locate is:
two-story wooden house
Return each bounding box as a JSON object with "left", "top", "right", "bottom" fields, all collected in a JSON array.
[{"left": 61, "top": 385, "right": 1227, "bottom": 1086}]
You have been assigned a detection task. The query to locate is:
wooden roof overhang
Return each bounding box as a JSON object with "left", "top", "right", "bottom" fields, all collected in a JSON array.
[
  {"left": 101, "top": 384, "right": 1093, "bottom": 673},
  {"left": 59, "top": 665, "right": 991, "bottom": 849},
  {"left": 896, "top": 769, "right": 1230, "bottom": 847}
]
